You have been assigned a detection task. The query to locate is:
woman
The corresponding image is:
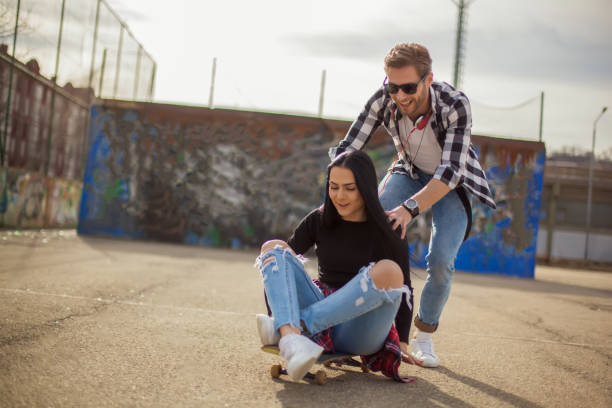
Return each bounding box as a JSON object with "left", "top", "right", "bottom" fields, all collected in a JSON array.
[{"left": 255, "top": 150, "right": 422, "bottom": 382}]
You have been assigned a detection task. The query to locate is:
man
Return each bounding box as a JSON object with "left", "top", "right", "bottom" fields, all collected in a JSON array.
[{"left": 329, "top": 43, "right": 496, "bottom": 367}]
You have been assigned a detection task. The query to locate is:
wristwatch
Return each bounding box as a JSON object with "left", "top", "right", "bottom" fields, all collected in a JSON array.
[{"left": 402, "top": 198, "right": 420, "bottom": 218}]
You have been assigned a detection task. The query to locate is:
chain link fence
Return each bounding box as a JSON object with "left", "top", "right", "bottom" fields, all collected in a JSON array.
[{"left": 0, "top": 0, "right": 156, "bottom": 177}]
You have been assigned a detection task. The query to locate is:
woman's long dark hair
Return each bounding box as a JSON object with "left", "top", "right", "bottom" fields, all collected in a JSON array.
[{"left": 322, "top": 150, "right": 409, "bottom": 269}]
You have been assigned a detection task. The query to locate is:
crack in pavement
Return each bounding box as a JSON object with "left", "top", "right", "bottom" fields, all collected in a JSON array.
[{"left": 0, "top": 301, "right": 110, "bottom": 348}]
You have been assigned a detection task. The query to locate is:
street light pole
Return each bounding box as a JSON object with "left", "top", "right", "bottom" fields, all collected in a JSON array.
[
  {"left": 584, "top": 106, "right": 608, "bottom": 261},
  {"left": 451, "top": 0, "right": 475, "bottom": 90}
]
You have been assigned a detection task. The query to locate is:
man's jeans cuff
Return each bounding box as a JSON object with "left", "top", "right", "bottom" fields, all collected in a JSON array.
[{"left": 414, "top": 315, "right": 438, "bottom": 333}]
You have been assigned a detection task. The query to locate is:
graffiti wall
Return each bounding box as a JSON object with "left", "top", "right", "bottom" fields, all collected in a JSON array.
[
  {"left": 349, "top": 136, "right": 545, "bottom": 278},
  {"left": 44, "top": 177, "right": 82, "bottom": 227},
  {"left": 78, "top": 102, "right": 355, "bottom": 245},
  {"left": 79, "top": 100, "right": 545, "bottom": 277},
  {"left": 406, "top": 139, "right": 545, "bottom": 278},
  {"left": 0, "top": 167, "right": 82, "bottom": 228},
  {"left": 461, "top": 139, "right": 546, "bottom": 277},
  {"left": 1, "top": 168, "right": 47, "bottom": 228}
]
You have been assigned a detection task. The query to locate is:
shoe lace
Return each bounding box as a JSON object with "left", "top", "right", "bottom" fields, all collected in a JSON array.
[{"left": 416, "top": 337, "right": 435, "bottom": 356}]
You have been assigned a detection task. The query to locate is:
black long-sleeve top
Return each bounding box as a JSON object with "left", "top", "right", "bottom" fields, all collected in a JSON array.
[{"left": 287, "top": 208, "right": 413, "bottom": 342}]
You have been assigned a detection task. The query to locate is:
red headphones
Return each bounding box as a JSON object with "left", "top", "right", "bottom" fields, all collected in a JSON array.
[
  {"left": 378, "top": 109, "right": 433, "bottom": 194},
  {"left": 415, "top": 109, "right": 433, "bottom": 130},
  {"left": 392, "top": 106, "right": 432, "bottom": 129}
]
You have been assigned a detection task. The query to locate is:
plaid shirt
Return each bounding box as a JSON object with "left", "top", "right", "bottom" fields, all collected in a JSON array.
[{"left": 330, "top": 82, "right": 496, "bottom": 209}]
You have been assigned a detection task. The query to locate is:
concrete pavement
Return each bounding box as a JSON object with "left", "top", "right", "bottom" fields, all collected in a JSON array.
[{"left": 1, "top": 230, "right": 610, "bottom": 407}]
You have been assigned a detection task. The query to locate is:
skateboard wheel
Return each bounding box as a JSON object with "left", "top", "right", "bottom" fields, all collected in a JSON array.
[
  {"left": 360, "top": 363, "right": 370, "bottom": 373},
  {"left": 270, "top": 364, "right": 282, "bottom": 378},
  {"left": 314, "top": 370, "right": 326, "bottom": 385},
  {"left": 323, "top": 361, "right": 332, "bottom": 368}
]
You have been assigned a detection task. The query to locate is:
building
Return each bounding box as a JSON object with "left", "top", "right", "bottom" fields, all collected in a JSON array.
[{"left": 538, "top": 155, "right": 612, "bottom": 264}]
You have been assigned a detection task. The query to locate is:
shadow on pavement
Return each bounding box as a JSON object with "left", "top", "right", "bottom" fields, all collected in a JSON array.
[
  {"left": 452, "top": 271, "right": 612, "bottom": 299},
  {"left": 436, "top": 366, "right": 543, "bottom": 408},
  {"left": 270, "top": 366, "right": 542, "bottom": 408},
  {"left": 272, "top": 372, "right": 472, "bottom": 408}
]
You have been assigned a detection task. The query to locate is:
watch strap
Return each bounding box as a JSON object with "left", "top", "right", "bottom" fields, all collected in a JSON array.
[{"left": 402, "top": 199, "right": 419, "bottom": 217}]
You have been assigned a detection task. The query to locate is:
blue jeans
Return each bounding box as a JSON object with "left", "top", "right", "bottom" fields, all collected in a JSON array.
[
  {"left": 379, "top": 169, "right": 467, "bottom": 328},
  {"left": 256, "top": 246, "right": 408, "bottom": 355}
]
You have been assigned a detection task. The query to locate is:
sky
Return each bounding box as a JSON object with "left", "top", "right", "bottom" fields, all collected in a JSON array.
[{"left": 105, "top": 0, "right": 612, "bottom": 157}]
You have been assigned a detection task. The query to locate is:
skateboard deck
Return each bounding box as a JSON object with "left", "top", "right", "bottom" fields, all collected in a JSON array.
[{"left": 261, "top": 345, "right": 369, "bottom": 385}]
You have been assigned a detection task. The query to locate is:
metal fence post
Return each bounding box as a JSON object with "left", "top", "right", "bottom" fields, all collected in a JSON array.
[
  {"left": 1, "top": 0, "right": 21, "bottom": 168},
  {"left": 208, "top": 57, "right": 216, "bottom": 109},
  {"left": 113, "top": 25, "right": 124, "bottom": 99},
  {"left": 80, "top": 0, "right": 102, "bottom": 182},
  {"left": 98, "top": 48, "right": 107, "bottom": 98},
  {"left": 149, "top": 61, "right": 156, "bottom": 101},
  {"left": 318, "top": 69, "right": 326, "bottom": 117},
  {"left": 44, "top": 0, "right": 66, "bottom": 177},
  {"left": 538, "top": 91, "right": 544, "bottom": 142},
  {"left": 80, "top": 0, "right": 102, "bottom": 183},
  {"left": 133, "top": 44, "right": 142, "bottom": 100},
  {"left": 87, "top": 0, "right": 102, "bottom": 94}
]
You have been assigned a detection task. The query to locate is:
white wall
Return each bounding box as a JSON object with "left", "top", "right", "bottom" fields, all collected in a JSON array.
[{"left": 537, "top": 227, "right": 612, "bottom": 262}]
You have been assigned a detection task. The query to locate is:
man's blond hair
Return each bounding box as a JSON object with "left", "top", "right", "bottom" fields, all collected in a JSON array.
[{"left": 384, "top": 43, "right": 432, "bottom": 77}]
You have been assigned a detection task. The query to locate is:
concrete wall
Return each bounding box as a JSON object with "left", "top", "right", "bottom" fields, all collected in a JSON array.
[{"left": 78, "top": 100, "right": 545, "bottom": 277}]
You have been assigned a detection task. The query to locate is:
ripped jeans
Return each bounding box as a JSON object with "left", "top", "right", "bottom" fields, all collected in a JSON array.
[
  {"left": 379, "top": 169, "right": 468, "bottom": 329},
  {"left": 255, "top": 246, "right": 409, "bottom": 356}
]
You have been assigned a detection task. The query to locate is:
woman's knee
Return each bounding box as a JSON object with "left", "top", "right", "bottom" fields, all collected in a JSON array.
[
  {"left": 260, "top": 239, "right": 288, "bottom": 254},
  {"left": 370, "top": 259, "right": 403, "bottom": 290}
]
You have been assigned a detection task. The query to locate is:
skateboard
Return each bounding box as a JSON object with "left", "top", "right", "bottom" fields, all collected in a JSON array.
[{"left": 261, "top": 345, "right": 369, "bottom": 385}]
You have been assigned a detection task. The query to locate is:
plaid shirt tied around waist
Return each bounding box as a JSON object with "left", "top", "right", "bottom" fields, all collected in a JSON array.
[{"left": 312, "top": 280, "right": 416, "bottom": 383}]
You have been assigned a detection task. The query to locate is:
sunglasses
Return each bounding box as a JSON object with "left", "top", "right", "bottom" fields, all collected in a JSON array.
[{"left": 384, "top": 73, "right": 429, "bottom": 95}]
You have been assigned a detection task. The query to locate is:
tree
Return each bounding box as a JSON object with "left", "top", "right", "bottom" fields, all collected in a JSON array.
[{"left": 0, "top": 1, "right": 32, "bottom": 43}]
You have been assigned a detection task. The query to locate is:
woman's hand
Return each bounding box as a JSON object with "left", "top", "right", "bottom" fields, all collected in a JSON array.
[{"left": 400, "top": 341, "right": 423, "bottom": 366}]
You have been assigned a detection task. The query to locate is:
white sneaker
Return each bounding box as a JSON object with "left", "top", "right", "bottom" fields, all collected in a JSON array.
[
  {"left": 279, "top": 333, "right": 324, "bottom": 381},
  {"left": 256, "top": 314, "right": 281, "bottom": 346},
  {"left": 410, "top": 331, "right": 440, "bottom": 368}
]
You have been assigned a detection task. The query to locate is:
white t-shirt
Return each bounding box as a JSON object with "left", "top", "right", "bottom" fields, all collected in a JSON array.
[{"left": 398, "top": 115, "right": 442, "bottom": 175}]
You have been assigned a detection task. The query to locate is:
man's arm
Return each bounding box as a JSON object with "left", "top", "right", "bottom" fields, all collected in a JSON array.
[
  {"left": 329, "top": 88, "right": 386, "bottom": 159},
  {"left": 431, "top": 95, "right": 472, "bottom": 190},
  {"left": 388, "top": 179, "right": 451, "bottom": 239}
]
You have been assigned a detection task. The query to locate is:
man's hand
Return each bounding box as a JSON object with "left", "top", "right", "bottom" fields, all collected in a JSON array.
[
  {"left": 400, "top": 341, "right": 423, "bottom": 366},
  {"left": 386, "top": 205, "right": 413, "bottom": 239}
]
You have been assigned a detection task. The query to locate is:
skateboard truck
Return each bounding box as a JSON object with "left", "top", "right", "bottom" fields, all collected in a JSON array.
[{"left": 262, "top": 345, "right": 369, "bottom": 385}]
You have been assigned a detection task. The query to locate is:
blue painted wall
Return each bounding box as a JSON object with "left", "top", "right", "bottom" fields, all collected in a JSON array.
[{"left": 408, "top": 147, "right": 546, "bottom": 277}]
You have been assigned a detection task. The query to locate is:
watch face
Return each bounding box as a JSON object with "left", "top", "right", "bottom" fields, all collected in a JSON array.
[
  {"left": 405, "top": 199, "right": 417, "bottom": 210},
  {"left": 403, "top": 199, "right": 419, "bottom": 217}
]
